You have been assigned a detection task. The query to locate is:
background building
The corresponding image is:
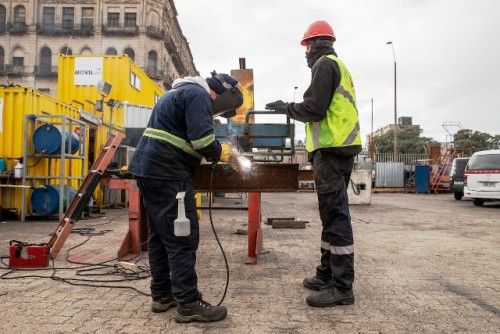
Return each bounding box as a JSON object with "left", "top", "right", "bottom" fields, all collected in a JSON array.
[
  {"left": 366, "top": 116, "right": 421, "bottom": 147},
  {"left": 0, "top": 0, "right": 196, "bottom": 96}
]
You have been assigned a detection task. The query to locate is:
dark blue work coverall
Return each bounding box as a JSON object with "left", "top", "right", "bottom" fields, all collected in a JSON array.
[{"left": 128, "top": 77, "right": 222, "bottom": 303}]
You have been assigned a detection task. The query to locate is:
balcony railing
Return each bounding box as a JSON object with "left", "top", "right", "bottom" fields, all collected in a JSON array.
[
  {"left": 7, "top": 22, "right": 28, "bottom": 34},
  {"left": 164, "top": 35, "right": 177, "bottom": 53},
  {"left": 102, "top": 24, "right": 138, "bottom": 35},
  {"left": 5, "top": 64, "right": 27, "bottom": 75},
  {"left": 145, "top": 67, "right": 163, "bottom": 80},
  {"left": 171, "top": 54, "right": 185, "bottom": 75},
  {"left": 163, "top": 74, "right": 174, "bottom": 89},
  {"left": 35, "top": 65, "right": 58, "bottom": 77},
  {"left": 36, "top": 23, "right": 94, "bottom": 36},
  {"left": 146, "top": 25, "right": 164, "bottom": 39}
]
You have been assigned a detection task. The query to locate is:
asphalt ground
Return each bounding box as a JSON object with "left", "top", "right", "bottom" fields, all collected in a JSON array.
[{"left": 0, "top": 192, "right": 499, "bottom": 333}]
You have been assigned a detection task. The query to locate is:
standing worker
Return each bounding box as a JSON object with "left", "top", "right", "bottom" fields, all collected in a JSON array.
[
  {"left": 128, "top": 72, "right": 243, "bottom": 322},
  {"left": 266, "top": 20, "right": 362, "bottom": 308}
]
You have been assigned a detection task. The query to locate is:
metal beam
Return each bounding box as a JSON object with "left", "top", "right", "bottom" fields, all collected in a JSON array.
[{"left": 193, "top": 163, "right": 299, "bottom": 192}]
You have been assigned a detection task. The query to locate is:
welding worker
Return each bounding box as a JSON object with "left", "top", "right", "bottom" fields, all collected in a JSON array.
[
  {"left": 128, "top": 72, "right": 243, "bottom": 322},
  {"left": 266, "top": 20, "right": 362, "bottom": 308}
]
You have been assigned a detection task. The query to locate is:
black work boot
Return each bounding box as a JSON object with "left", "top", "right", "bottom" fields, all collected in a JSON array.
[
  {"left": 151, "top": 295, "right": 177, "bottom": 313},
  {"left": 175, "top": 299, "right": 228, "bottom": 323},
  {"left": 306, "top": 287, "right": 355, "bottom": 308},
  {"left": 303, "top": 275, "right": 335, "bottom": 291}
]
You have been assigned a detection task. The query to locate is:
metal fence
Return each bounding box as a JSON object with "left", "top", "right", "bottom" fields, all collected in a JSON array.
[
  {"left": 355, "top": 152, "right": 431, "bottom": 188},
  {"left": 374, "top": 153, "right": 429, "bottom": 165}
]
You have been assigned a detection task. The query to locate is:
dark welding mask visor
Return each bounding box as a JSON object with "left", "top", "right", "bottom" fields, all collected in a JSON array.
[{"left": 213, "top": 87, "right": 244, "bottom": 118}]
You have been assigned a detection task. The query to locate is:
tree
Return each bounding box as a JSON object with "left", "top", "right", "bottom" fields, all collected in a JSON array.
[
  {"left": 373, "top": 127, "right": 437, "bottom": 154},
  {"left": 453, "top": 129, "right": 499, "bottom": 152}
]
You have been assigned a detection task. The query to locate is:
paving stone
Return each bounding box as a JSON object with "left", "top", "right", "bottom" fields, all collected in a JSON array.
[{"left": 0, "top": 192, "right": 499, "bottom": 333}]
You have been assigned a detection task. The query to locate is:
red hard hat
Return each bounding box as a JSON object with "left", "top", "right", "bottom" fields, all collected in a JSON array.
[{"left": 301, "top": 20, "right": 336, "bottom": 45}]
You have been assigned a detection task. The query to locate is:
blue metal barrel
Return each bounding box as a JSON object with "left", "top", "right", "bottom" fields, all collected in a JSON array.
[
  {"left": 33, "top": 124, "right": 80, "bottom": 154},
  {"left": 31, "top": 185, "right": 77, "bottom": 215}
]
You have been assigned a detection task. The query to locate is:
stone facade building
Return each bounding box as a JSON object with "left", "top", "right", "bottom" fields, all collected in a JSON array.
[{"left": 0, "top": 0, "right": 197, "bottom": 96}]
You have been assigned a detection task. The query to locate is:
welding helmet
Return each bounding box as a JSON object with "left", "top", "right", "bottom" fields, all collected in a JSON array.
[
  {"left": 301, "top": 20, "right": 336, "bottom": 45},
  {"left": 207, "top": 71, "right": 244, "bottom": 118}
]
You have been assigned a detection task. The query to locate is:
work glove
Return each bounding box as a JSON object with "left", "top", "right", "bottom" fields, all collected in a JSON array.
[
  {"left": 265, "top": 100, "right": 288, "bottom": 114},
  {"left": 219, "top": 142, "right": 232, "bottom": 162}
]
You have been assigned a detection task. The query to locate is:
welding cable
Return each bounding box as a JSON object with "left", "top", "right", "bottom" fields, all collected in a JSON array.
[
  {"left": 0, "top": 214, "right": 151, "bottom": 297},
  {"left": 209, "top": 164, "right": 230, "bottom": 306},
  {"left": 349, "top": 178, "right": 361, "bottom": 195}
]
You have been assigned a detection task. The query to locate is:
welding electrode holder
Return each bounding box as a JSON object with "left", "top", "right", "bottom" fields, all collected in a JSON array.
[{"left": 211, "top": 159, "right": 220, "bottom": 170}]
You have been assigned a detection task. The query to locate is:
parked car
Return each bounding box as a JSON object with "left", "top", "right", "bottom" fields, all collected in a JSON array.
[
  {"left": 463, "top": 150, "right": 500, "bottom": 206},
  {"left": 450, "top": 157, "right": 469, "bottom": 200}
]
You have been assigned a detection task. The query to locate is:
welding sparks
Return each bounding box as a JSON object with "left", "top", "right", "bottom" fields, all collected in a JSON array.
[
  {"left": 237, "top": 155, "right": 252, "bottom": 170},
  {"left": 227, "top": 148, "right": 253, "bottom": 171}
]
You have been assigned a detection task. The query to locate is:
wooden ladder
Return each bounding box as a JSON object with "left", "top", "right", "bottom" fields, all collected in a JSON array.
[{"left": 48, "top": 132, "right": 124, "bottom": 259}]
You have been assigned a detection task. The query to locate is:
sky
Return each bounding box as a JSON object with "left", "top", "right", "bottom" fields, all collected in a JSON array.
[{"left": 174, "top": 0, "right": 500, "bottom": 146}]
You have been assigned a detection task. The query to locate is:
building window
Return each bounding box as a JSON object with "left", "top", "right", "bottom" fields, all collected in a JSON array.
[
  {"left": 130, "top": 72, "right": 141, "bottom": 90},
  {"left": 148, "top": 51, "right": 158, "bottom": 73},
  {"left": 0, "top": 5, "right": 6, "bottom": 33},
  {"left": 13, "top": 57, "right": 24, "bottom": 66},
  {"left": 81, "top": 47, "right": 92, "bottom": 55},
  {"left": 105, "top": 47, "right": 117, "bottom": 55},
  {"left": 13, "top": 47, "right": 24, "bottom": 66},
  {"left": 81, "top": 8, "right": 94, "bottom": 28},
  {"left": 124, "top": 47, "right": 135, "bottom": 61},
  {"left": 125, "top": 13, "right": 136, "bottom": 28},
  {"left": 0, "top": 47, "right": 4, "bottom": 71},
  {"left": 60, "top": 47, "right": 72, "bottom": 55},
  {"left": 107, "top": 13, "right": 119, "bottom": 27},
  {"left": 40, "top": 47, "right": 52, "bottom": 73},
  {"left": 62, "top": 7, "right": 74, "bottom": 30},
  {"left": 14, "top": 6, "right": 26, "bottom": 24},
  {"left": 43, "top": 7, "right": 55, "bottom": 29},
  {"left": 147, "top": 10, "right": 160, "bottom": 26}
]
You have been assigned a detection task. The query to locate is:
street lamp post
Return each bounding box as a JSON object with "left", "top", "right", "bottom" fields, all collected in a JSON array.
[{"left": 387, "top": 41, "right": 398, "bottom": 162}]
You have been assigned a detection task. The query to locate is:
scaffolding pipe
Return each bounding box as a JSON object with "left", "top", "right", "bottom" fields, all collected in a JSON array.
[{"left": 0, "top": 185, "right": 47, "bottom": 189}]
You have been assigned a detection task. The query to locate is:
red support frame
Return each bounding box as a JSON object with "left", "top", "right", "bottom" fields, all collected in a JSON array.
[
  {"left": 116, "top": 185, "right": 265, "bottom": 263},
  {"left": 102, "top": 178, "right": 148, "bottom": 259},
  {"left": 245, "top": 192, "right": 262, "bottom": 264}
]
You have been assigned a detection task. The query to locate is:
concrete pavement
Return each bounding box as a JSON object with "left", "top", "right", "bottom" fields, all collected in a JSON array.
[{"left": 0, "top": 192, "right": 499, "bottom": 333}]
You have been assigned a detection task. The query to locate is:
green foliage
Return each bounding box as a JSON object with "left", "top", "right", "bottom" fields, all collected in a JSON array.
[
  {"left": 453, "top": 129, "right": 500, "bottom": 152},
  {"left": 372, "top": 127, "right": 499, "bottom": 154},
  {"left": 373, "top": 127, "right": 438, "bottom": 154}
]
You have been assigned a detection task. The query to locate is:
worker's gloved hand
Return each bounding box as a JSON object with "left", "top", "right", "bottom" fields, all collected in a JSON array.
[
  {"left": 219, "top": 142, "right": 232, "bottom": 162},
  {"left": 265, "top": 100, "right": 288, "bottom": 114}
]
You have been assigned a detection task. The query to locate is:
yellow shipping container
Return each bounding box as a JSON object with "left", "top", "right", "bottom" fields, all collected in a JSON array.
[
  {"left": 57, "top": 55, "right": 163, "bottom": 134},
  {"left": 1, "top": 56, "right": 163, "bottom": 219},
  {"left": 0, "top": 87, "right": 122, "bottom": 220}
]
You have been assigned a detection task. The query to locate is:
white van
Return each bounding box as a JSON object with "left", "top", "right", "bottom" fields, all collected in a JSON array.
[{"left": 463, "top": 149, "right": 500, "bottom": 206}]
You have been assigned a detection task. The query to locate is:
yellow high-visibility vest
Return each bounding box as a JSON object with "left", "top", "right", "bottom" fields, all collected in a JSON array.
[{"left": 305, "top": 55, "right": 362, "bottom": 152}]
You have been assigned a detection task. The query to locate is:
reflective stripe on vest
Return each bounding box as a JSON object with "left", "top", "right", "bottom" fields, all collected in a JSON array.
[
  {"left": 143, "top": 127, "right": 203, "bottom": 159},
  {"left": 305, "top": 55, "right": 362, "bottom": 152}
]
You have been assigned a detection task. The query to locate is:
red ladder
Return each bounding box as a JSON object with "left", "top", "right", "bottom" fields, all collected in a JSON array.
[
  {"left": 430, "top": 148, "right": 456, "bottom": 193},
  {"left": 49, "top": 132, "right": 124, "bottom": 258}
]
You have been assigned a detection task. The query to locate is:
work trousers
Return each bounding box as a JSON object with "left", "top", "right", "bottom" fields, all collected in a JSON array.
[
  {"left": 136, "top": 177, "right": 202, "bottom": 303},
  {"left": 312, "top": 150, "right": 355, "bottom": 292}
]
